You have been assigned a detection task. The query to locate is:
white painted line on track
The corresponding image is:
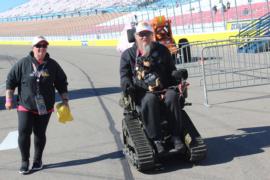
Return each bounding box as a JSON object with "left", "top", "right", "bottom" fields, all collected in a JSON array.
[{"left": 0, "top": 131, "right": 18, "bottom": 151}]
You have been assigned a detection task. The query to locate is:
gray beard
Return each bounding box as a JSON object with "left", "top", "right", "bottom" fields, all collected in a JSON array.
[{"left": 142, "top": 44, "right": 150, "bottom": 56}]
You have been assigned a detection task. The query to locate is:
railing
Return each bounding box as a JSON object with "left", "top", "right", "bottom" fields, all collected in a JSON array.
[
  {"left": 236, "top": 12, "right": 270, "bottom": 38},
  {"left": 200, "top": 37, "right": 270, "bottom": 106},
  {"left": 0, "top": 0, "right": 270, "bottom": 39}
]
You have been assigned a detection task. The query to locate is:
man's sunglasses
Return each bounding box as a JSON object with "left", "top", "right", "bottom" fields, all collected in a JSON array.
[
  {"left": 137, "top": 31, "right": 152, "bottom": 37},
  {"left": 35, "top": 44, "right": 48, "bottom": 48}
]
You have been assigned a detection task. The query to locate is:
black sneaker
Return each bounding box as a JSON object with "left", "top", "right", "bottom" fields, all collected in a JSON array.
[
  {"left": 154, "top": 140, "right": 165, "bottom": 154},
  {"left": 19, "top": 161, "right": 30, "bottom": 174},
  {"left": 32, "top": 160, "right": 43, "bottom": 171}
]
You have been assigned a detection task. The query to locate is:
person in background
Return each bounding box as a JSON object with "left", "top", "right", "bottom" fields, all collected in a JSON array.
[
  {"left": 5, "top": 36, "right": 69, "bottom": 174},
  {"left": 212, "top": 5, "right": 218, "bottom": 14},
  {"left": 227, "top": 1, "right": 231, "bottom": 10},
  {"left": 120, "top": 21, "right": 185, "bottom": 154}
]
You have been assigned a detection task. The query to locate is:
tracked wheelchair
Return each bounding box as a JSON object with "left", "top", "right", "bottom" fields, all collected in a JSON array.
[{"left": 119, "top": 68, "right": 207, "bottom": 171}]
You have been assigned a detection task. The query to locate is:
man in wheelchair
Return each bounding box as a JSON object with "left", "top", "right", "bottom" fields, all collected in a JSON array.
[{"left": 120, "top": 21, "right": 185, "bottom": 154}]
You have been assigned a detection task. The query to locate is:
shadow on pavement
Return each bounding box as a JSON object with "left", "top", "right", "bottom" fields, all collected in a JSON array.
[
  {"left": 201, "top": 126, "right": 270, "bottom": 166},
  {"left": 145, "top": 126, "right": 270, "bottom": 174},
  {"left": 65, "top": 87, "right": 121, "bottom": 101},
  {"left": 16, "top": 126, "right": 270, "bottom": 174},
  {"left": 0, "top": 87, "right": 121, "bottom": 110},
  {"left": 44, "top": 150, "right": 124, "bottom": 169},
  {"left": 26, "top": 150, "right": 123, "bottom": 175}
]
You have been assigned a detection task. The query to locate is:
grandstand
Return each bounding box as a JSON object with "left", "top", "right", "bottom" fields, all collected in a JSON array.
[
  {"left": 0, "top": 12, "right": 125, "bottom": 37},
  {"left": 0, "top": 0, "right": 270, "bottom": 44},
  {"left": 0, "top": 0, "right": 139, "bottom": 18}
]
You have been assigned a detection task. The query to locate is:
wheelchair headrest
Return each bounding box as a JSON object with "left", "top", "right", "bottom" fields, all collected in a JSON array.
[{"left": 127, "top": 28, "right": 136, "bottom": 43}]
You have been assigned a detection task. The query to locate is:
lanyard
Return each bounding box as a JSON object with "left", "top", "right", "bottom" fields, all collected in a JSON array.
[{"left": 32, "top": 63, "right": 46, "bottom": 95}]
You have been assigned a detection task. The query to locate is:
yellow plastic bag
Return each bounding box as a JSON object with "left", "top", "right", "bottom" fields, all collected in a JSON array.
[{"left": 56, "top": 103, "right": 73, "bottom": 123}]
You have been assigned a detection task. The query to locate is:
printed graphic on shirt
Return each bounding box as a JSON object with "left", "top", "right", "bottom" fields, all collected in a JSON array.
[
  {"left": 41, "top": 70, "right": 50, "bottom": 77},
  {"left": 30, "top": 69, "right": 50, "bottom": 78}
]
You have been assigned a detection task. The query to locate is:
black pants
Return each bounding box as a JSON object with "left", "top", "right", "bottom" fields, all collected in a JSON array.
[
  {"left": 140, "top": 89, "right": 182, "bottom": 140},
  {"left": 17, "top": 111, "right": 51, "bottom": 162}
]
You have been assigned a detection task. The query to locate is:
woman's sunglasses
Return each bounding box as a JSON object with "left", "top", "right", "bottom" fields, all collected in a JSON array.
[{"left": 35, "top": 44, "right": 48, "bottom": 48}]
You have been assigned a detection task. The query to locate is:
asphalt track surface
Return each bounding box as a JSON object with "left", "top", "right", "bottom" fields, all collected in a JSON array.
[{"left": 0, "top": 45, "right": 269, "bottom": 180}]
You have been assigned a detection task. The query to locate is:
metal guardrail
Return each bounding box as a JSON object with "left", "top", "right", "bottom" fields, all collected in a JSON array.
[
  {"left": 176, "top": 40, "right": 227, "bottom": 77},
  {"left": 237, "top": 12, "right": 270, "bottom": 38},
  {"left": 200, "top": 38, "right": 270, "bottom": 106},
  {"left": 175, "top": 38, "right": 270, "bottom": 106}
]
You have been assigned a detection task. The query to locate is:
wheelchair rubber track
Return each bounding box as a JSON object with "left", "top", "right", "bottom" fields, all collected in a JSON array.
[
  {"left": 123, "top": 116, "right": 155, "bottom": 171},
  {"left": 187, "top": 137, "right": 207, "bottom": 162}
]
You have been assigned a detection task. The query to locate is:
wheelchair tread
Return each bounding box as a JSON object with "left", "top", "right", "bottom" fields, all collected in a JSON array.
[
  {"left": 123, "top": 116, "right": 155, "bottom": 171},
  {"left": 187, "top": 137, "right": 207, "bottom": 162}
]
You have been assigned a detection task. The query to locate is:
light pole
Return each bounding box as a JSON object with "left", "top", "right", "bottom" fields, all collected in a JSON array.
[
  {"left": 170, "top": 0, "right": 178, "bottom": 34},
  {"left": 248, "top": 0, "right": 253, "bottom": 21},
  {"left": 267, "top": 0, "right": 270, "bottom": 14},
  {"left": 179, "top": 1, "right": 185, "bottom": 33},
  {"left": 209, "top": 0, "right": 215, "bottom": 32},
  {"left": 220, "top": 0, "right": 226, "bottom": 30},
  {"left": 234, "top": 0, "right": 239, "bottom": 31},
  {"left": 198, "top": 0, "right": 204, "bottom": 32},
  {"left": 189, "top": 0, "right": 195, "bottom": 32}
]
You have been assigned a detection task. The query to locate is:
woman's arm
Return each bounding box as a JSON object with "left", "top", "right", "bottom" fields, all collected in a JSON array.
[{"left": 5, "top": 89, "right": 15, "bottom": 110}]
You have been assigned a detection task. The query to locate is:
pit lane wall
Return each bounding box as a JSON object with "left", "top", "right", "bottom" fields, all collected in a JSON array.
[
  {"left": 0, "top": 31, "right": 238, "bottom": 47},
  {"left": 174, "top": 30, "right": 238, "bottom": 45},
  {"left": 0, "top": 39, "right": 118, "bottom": 46}
]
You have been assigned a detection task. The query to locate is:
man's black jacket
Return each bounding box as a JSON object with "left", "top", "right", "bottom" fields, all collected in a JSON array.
[
  {"left": 6, "top": 51, "right": 68, "bottom": 111},
  {"left": 120, "top": 42, "right": 176, "bottom": 93}
]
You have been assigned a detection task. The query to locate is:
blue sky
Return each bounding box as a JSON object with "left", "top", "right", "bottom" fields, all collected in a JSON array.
[{"left": 0, "top": 0, "right": 28, "bottom": 13}]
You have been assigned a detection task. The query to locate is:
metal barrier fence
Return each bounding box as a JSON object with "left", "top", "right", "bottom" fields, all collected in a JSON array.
[
  {"left": 200, "top": 38, "right": 270, "bottom": 106},
  {"left": 176, "top": 40, "right": 222, "bottom": 77}
]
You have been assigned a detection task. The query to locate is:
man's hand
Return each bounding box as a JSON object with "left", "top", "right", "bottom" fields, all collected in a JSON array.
[{"left": 148, "top": 85, "right": 157, "bottom": 92}]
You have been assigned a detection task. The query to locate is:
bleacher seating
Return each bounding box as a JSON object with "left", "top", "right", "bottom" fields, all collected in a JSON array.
[
  {"left": 0, "top": 0, "right": 269, "bottom": 38},
  {"left": 0, "top": 12, "right": 125, "bottom": 37},
  {"left": 168, "top": 1, "right": 270, "bottom": 26},
  {"left": 0, "top": 0, "right": 139, "bottom": 18}
]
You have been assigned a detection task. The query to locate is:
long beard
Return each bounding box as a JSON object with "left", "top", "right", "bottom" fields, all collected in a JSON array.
[{"left": 142, "top": 44, "right": 151, "bottom": 56}]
